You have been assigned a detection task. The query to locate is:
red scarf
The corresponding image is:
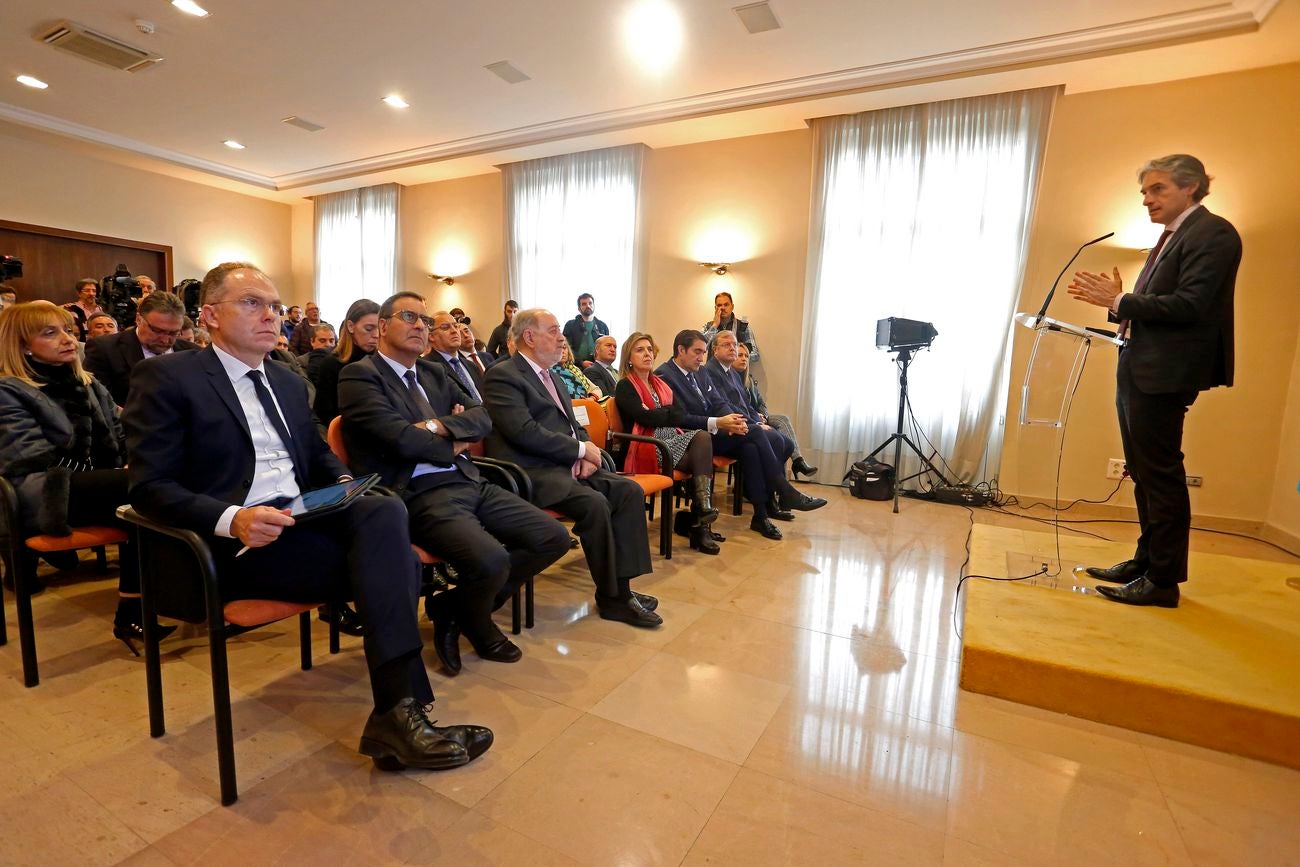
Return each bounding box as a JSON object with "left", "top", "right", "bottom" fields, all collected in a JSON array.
[{"left": 625, "top": 373, "right": 677, "bottom": 475}]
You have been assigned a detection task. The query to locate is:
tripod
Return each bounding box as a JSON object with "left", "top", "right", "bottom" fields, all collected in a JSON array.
[{"left": 864, "top": 347, "right": 952, "bottom": 513}]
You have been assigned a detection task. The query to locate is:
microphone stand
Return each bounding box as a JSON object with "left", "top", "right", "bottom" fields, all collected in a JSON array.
[{"left": 1033, "top": 232, "right": 1114, "bottom": 326}]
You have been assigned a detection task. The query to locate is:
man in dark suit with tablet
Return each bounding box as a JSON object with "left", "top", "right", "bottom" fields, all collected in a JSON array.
[{"left": 124, "top": 262, "right": 492, "bottom": 772}]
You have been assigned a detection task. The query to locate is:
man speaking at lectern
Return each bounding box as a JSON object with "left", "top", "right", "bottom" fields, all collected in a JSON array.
[{"left": 1067, "top": 154, "right": 1240, "bottom": 609}]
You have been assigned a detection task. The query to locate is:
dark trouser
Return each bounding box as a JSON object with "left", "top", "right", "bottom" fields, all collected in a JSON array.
[
  {"left": 546, "top": 469, "right": 652, "bottom": 601},
  {"left": 218, "top": 495, "right": 431, "bottom": 710},
  {"left": 1116, "top": 354, "right": 1198, "bottom": 586},
  {"left": 66, "top": 469, "right": 138, "bottom": 595},
  {"left": 407, "top": 476, "right": 569, "bottom": 641},
  {"left": 712, "top": 427, "right": 797, "bottom": 518}
]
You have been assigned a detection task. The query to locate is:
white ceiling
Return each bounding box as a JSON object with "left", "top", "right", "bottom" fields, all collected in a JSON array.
[{"left": 1, "top": 0, "right": 1295, "bottom": 202}]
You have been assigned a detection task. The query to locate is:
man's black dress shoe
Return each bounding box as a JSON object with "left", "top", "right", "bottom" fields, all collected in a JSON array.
[
  {"left": 358, "top": 698, "right": 472, "bottom": 771},
  {"left": 318, "top": 603, "right": 365, "bottom": 636},
  {"left": 433, "top": 617, "right": 463, "bottom": 675},
  {"left": 766, "top": 498, "right": 795, "bottom": 521},
  {"left": 469, "top": 635, "right": 523, "bottom": 664},
  {"left": 1095, "top": 576, "right": 1180, "bottom": 608},
  {"left": 791, "top": 457, "right": 819, "bottom": 478},
  {"left": 750, "top": 517, "right": 783, "bottom": 540},
  {"left": 631, "top": 591, "right": 658, "bottom": 611},
  {"left": 1084, "top": 559, "right": 1148, "bottom": 584},
  {"left": 432, "top": 720, "right": 495, "bottom": 760},
  {"left": 597, "top": 595, "right": 663, "bottom": 628},
  {"left": 781, "top": 492, "right": 828, "bottom": 512},
  {"left": 690, "top": 526, "right": 721, "bottom": 554}
]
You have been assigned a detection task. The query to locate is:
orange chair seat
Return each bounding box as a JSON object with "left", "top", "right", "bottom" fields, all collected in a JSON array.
[
  {"left": 711, "top": 457, "right": 736, "bottom": 470},
  {"left": 223, "top": 599, "right": 320, "bottom": 627},
  {"left": 24, "top": 527, "right": 127, "bottom": 552},
  {"left": 412, "top": 544, "right": 442, "bottom": 565},
  {"left": 626, "top": 474, "right": 674, "bottom": 496},
  {"left": 544, "top": 508, "right": 566, "bottom": 520},
  {"left": 672, "top": 470, "right": 690, "bottom": 482}
]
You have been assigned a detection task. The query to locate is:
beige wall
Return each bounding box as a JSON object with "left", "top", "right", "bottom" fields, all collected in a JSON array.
[
  {"left": 1000, "top": 62, "right": 1300, "bottom": 524},
  {"left": 1268, "top": 340, "right": 1300, "bottom": 538},
  {"left": 0, "top": 127, "right": 295, "bottom": 296}
]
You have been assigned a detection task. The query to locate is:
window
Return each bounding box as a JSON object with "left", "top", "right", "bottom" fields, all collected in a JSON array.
[{"left": 313, "top": 183, "right": 399, "bottom": 327}]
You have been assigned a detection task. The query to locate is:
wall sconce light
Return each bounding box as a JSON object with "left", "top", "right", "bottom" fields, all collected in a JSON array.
[
  {"left": 699, "top": 262, "right": 730, "bottom": 276},
  {"left": 429, "top": 273, "right": 456, "bottom": 286}
]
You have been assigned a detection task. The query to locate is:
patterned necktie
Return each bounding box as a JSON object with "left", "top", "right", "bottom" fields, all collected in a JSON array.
[
  {"left": 449, "top": 356, "right": 481, "bottom": 402},
  {"left": 685, "top": 370, "right": 705, "bottom": 403},
  {"left": 246, "top": 370, "right": 305, "bottom": 489},
  {"left": 1118, "top": 229, "right": 1173, "bottom": 340},
  {"left": 404, "top": 370, "right": 437, "bottom": 419}
]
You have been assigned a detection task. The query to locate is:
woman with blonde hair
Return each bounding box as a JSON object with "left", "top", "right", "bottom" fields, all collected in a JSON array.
[
  {"left": 0, "top": 301, "right": 175, "bottom": 652},
  {"left": 552, "top": 337, "right": 603, "bottom": 400},
  {"left": 613, "top": 331, "right": 721, "bottom": 554}
]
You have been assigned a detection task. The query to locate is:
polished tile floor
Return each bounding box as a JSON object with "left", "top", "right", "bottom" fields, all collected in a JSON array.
[{"left": 3, "top": 489, "right": 1298, "bottom": 866}]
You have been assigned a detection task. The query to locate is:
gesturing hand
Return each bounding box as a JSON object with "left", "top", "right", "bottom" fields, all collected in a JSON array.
[
  {"left": 231, "top": 506, "right": 294, "bottom": 548},
  {"left": 1067, "top": 268, "right": 1123, "bottom": 308}
]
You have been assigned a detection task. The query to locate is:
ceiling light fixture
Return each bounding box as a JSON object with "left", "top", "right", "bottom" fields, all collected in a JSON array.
[
  {"left": 429, "top": 274, "right": 455, "bottom": 286},
  {"left": 222, "top": 140, "right": 245, "bottom": 149},
  {"left": 700, "top": 262, "right": 730, "bottom": 276},
  {"left": 16, "top": 75, "right": 49, "bottom": 89},
  {"left": 382, "top": 94, "right": 409, "bottom": 109},
  {"left": 624, "top": 0, "right": 683, "bottom": 74},
  {"left": 171, "top": 0, "right": 210, "bottom": 17}
]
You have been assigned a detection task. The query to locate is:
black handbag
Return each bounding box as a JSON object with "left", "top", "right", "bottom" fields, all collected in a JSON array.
[{"left": 843, "top": 459, "right": 894, "bottom": 501}]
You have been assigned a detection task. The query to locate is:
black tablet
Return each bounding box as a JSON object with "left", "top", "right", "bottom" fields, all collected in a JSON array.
[{"left": 280, "top": 474, "right": 380, "bottom": 522}]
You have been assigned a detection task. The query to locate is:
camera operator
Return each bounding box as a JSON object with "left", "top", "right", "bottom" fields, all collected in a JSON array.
[
  {"left": 85, "top": 291, "right": 198, "bottom": 406},
  {"left": 63, "top": 278, "right": 104, "bottom": 341}
]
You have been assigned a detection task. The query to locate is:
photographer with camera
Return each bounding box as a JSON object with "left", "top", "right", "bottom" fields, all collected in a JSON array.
[{"left": 85, "top": 291, "right": 198, "bottom": 406}]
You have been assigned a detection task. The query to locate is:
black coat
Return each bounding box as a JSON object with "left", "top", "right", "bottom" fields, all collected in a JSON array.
[{"left": 84, "top": 329, "right": 199, "bottom": 406}]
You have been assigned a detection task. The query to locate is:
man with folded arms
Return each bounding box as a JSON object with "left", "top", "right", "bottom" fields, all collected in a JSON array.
[
  {"left": 125, "top": 262, "right": 491, "bottom": 772},
  {"left": 339, "top": 292, "right": 569, "bottom": 674},
  {"left": 484, "top": 308, "right": 661, "bottom": 628}
]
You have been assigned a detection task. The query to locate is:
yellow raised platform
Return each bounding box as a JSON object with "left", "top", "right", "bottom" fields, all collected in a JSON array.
[{"left": 959, "top": 525, "right": 1300, "bottom": 769}]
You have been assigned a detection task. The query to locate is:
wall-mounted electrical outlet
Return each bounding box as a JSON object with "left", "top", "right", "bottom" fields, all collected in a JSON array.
[
  {"left": 1186, "top": 475, "right": 1203, "bottom": 487},
  {"left": 1106, "top": 458, "right": 1127, "bottom": 480}
]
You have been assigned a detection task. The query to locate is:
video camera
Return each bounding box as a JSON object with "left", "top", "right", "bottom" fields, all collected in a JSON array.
[
  {"left": 101, "top": 264, "right": 143, "bottom": 331},
  {"left": 174, "top": 278, "right": 201, "bottom": 322}
]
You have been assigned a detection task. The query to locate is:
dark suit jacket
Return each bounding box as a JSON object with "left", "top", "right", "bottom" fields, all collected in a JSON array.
[
  {"left": 1114, "top": 206, "right": 1240, "bottom": 394},
  {"left": 654, "top": 360, "right": 732, "bottom": 431},
  {"left": 85, "top": 329, "right": 199, "bottom": 406},
  {"left": 703, "top": 358, "right": 762, "bottom": 424},
  {"left": 124, "top": 347, "right": 347, "bottom": 535},
  {"left": 427, "top": 351, "right": 486, "bottom": 403},
  {"left": 337, "top": 354, "right": 487, "bottom": 497},
  {"left": 561, "top": 316, "right": 610, "bottom": 363},
  {"left": 483, "top": 353, "right": 590, "bottom": 507},
  {"left": 585, "top": 362, "right": 618, "bottom": 396}
]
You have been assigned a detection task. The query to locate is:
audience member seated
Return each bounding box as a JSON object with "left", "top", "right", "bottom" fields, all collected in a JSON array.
[
  {"left": 191, "top": 327, "right": 211, "bottom": 349},
  {"left": 314, "top": 299, "right": 379, "bottom": 425},
  {"left": 614, "top": 332, "right": 721, "bottom": 554},
  {"left": 289, "top": 302, "right": 331, "bottom": 356},
  {"left": 124, "top": 262, "right": 492, "bottom": 772},
  {"left": 553, "top": 337, "right": 602, "bottom": 400},
  {"left": 85, "top": 290, "right": 198, "bottom": 407},
  {"left": 425, "top": 311, "right": 485, "bottom": 404},
  {"left": 298, "top": 323, "right": 337, "bottom": 386},
  {"left": 585, "top": 335, "right": 620, "bottom": 396},
  {"left": 62, "top": 279, "right": 103, "bottom": 341},
  {"left": 561, "top": 293, "right": 610, "bottom": 365},
  {"left": 656, "top": 330, "right": 817, "bottom": 540},
  {"left": 706, "top": 330, "right": 826, "bottom": 516},
  {"left": 458, "top": 323, "right": 492, "bottom": 373},
  {"left": 486, "top": 300, "right": 517, "bottom": 360},
  {"left": 734, "top": 343, "right": 817, "bottom": 478},
  {"left": 338, "top": 292, "right": 569, "bottom": 675},
  {"left": 484, "top": 308, "right": 661, "bottom": 627},
  {"left": 0, "top": 301, "right": 177, "bottom": 651},
  {"left": 85, "top": 313, "right": 119, "bottom": 340}
]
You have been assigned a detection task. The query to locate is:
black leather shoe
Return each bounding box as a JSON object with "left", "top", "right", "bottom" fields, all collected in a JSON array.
[
  {"left": 359, "top": 698, "right": 471, "bottom": 771},
  {"left": 469, "top": 635, "right": 523, "bottom": 664},
  {"left": 631, "top": 591, "right": 658, "bottom": 611},
  {"left": 113, "top": 620, "right": 178, "bottom": 657},
  {"left": 709, "top": 529, "right": 726, "bottom": 542},
  {"left": 1085, "top": 559, "right": 1148, "bottom": 584},
  {"left": 750, "top": 517, "right": 783, "bottom": 540},
  {"left": 431, "top": 720, "right": 495, "bottom": 761},
  {"left": 433, "top": 617, "right": 463, "bottom": 676},
  {"left": 318, "top": 603, "right": 365, "bottom": 636},
  {"left": 766, "top": 498, "right": 795, "bottom": 521},
  {"left": 1095, "top": 576, "right": 1180, "bottom": 608},
  {"left": 673, "top": 510, "right": 694, "bottom": 538},
  {"left": 40, "top": 550, "right": 81, "bottom": 572},
  {"left": 690, "top": 526, "right": 721, "bottom": 554},
  {"left": 597, "top": 595, "right": 663, "bottom": 628},
  {"left": 781, "top": 492, "right": 828, "bottom": 512},
  {"left": 791, "top": 457, "right": 819, "bottom": 478}
]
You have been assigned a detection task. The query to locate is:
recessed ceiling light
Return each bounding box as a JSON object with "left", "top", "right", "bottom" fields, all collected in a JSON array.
[
  {"left": 624, "top": 1, "right": 683, "bottom": 75},
  {"left": 222, "top": 140, "right": 245, "bottom": 149},
  {"left": 381, "top": 94, "right": 409, "bottom": 109},
  {"left": 16, "top": 75, "right": 49, "bottom": 90},
  {"left": 171, "top": 0, "right": 210, "bottom": 17}
]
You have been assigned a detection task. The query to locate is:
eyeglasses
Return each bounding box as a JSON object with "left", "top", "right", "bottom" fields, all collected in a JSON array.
[
  {"left": 388, "top": 310, "right": 437, "bottom": 329},
  {"left": 210, "top": 297, "right": 282, "bottom": 315}
]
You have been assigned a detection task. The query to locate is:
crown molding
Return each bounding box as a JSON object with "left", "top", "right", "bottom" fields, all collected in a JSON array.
[{"left": 1, "top": 1, "right": 1277, "bottom": 193}]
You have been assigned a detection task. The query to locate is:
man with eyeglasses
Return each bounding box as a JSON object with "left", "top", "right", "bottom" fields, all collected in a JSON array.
[
  {"left": 424, "top": 310, "right": 485, "bottom": 404},
  {"left": 86, "top": 290, "right": 198, "bottom": 406},
  {"left": 338, "top": 292, "right": 569, "bottom": 675},
  {"left": 124, "top": 264, "right": 494, "bottom": 772}
]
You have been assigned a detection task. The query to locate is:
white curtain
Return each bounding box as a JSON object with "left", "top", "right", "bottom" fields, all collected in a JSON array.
[
  {"left": 313, "top": 183, "right": 400, "bottom": 327},
  {"left": 502, "top": 145, "right": 645, "bottom": 341},
  {"left": 797, "top": 87, "right": 1059, "bottom": 485}
]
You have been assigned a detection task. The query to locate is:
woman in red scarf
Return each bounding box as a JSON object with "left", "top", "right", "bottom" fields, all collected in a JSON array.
[{"left": 613, "top": 332, "right": 721, "bottom": 554}]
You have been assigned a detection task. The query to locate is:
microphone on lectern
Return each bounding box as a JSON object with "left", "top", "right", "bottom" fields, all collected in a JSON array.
[{"left": 1034, "top": 232, "right": 1115, "bottom": 326}]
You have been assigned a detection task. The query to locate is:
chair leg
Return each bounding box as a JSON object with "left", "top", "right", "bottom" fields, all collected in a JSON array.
[
  {"left": 207, "top": 625, "right": 239, "bottom": 806},
  {"left": 732, "top": 464, "right": 743, "bottom": 516},
  {"left": 141, "top": 574, "right": 167, "bottom": 738},
  {"left": 511, "top": 587, "right": 521, "bottom": 635},
  {"left": 525, "top": 576, "right": 535, "bottom": 629},
  {"left": 328, "top": 615, "right": 340, "bottom": 655},
  {"left": 0, "top": 552, "right": 9, "bottom": 647},
  {"left": 661, "top": 489, "right": 672, "bottom": 559},
  {"left": 95, "top": 545, "right": 109, "bottom": 572},
  {"left": 299, "top": 611, "right": 312, "bottom": 671},
  {"left": 16, "top": 550, "right": 39, "bottom": 688}
]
